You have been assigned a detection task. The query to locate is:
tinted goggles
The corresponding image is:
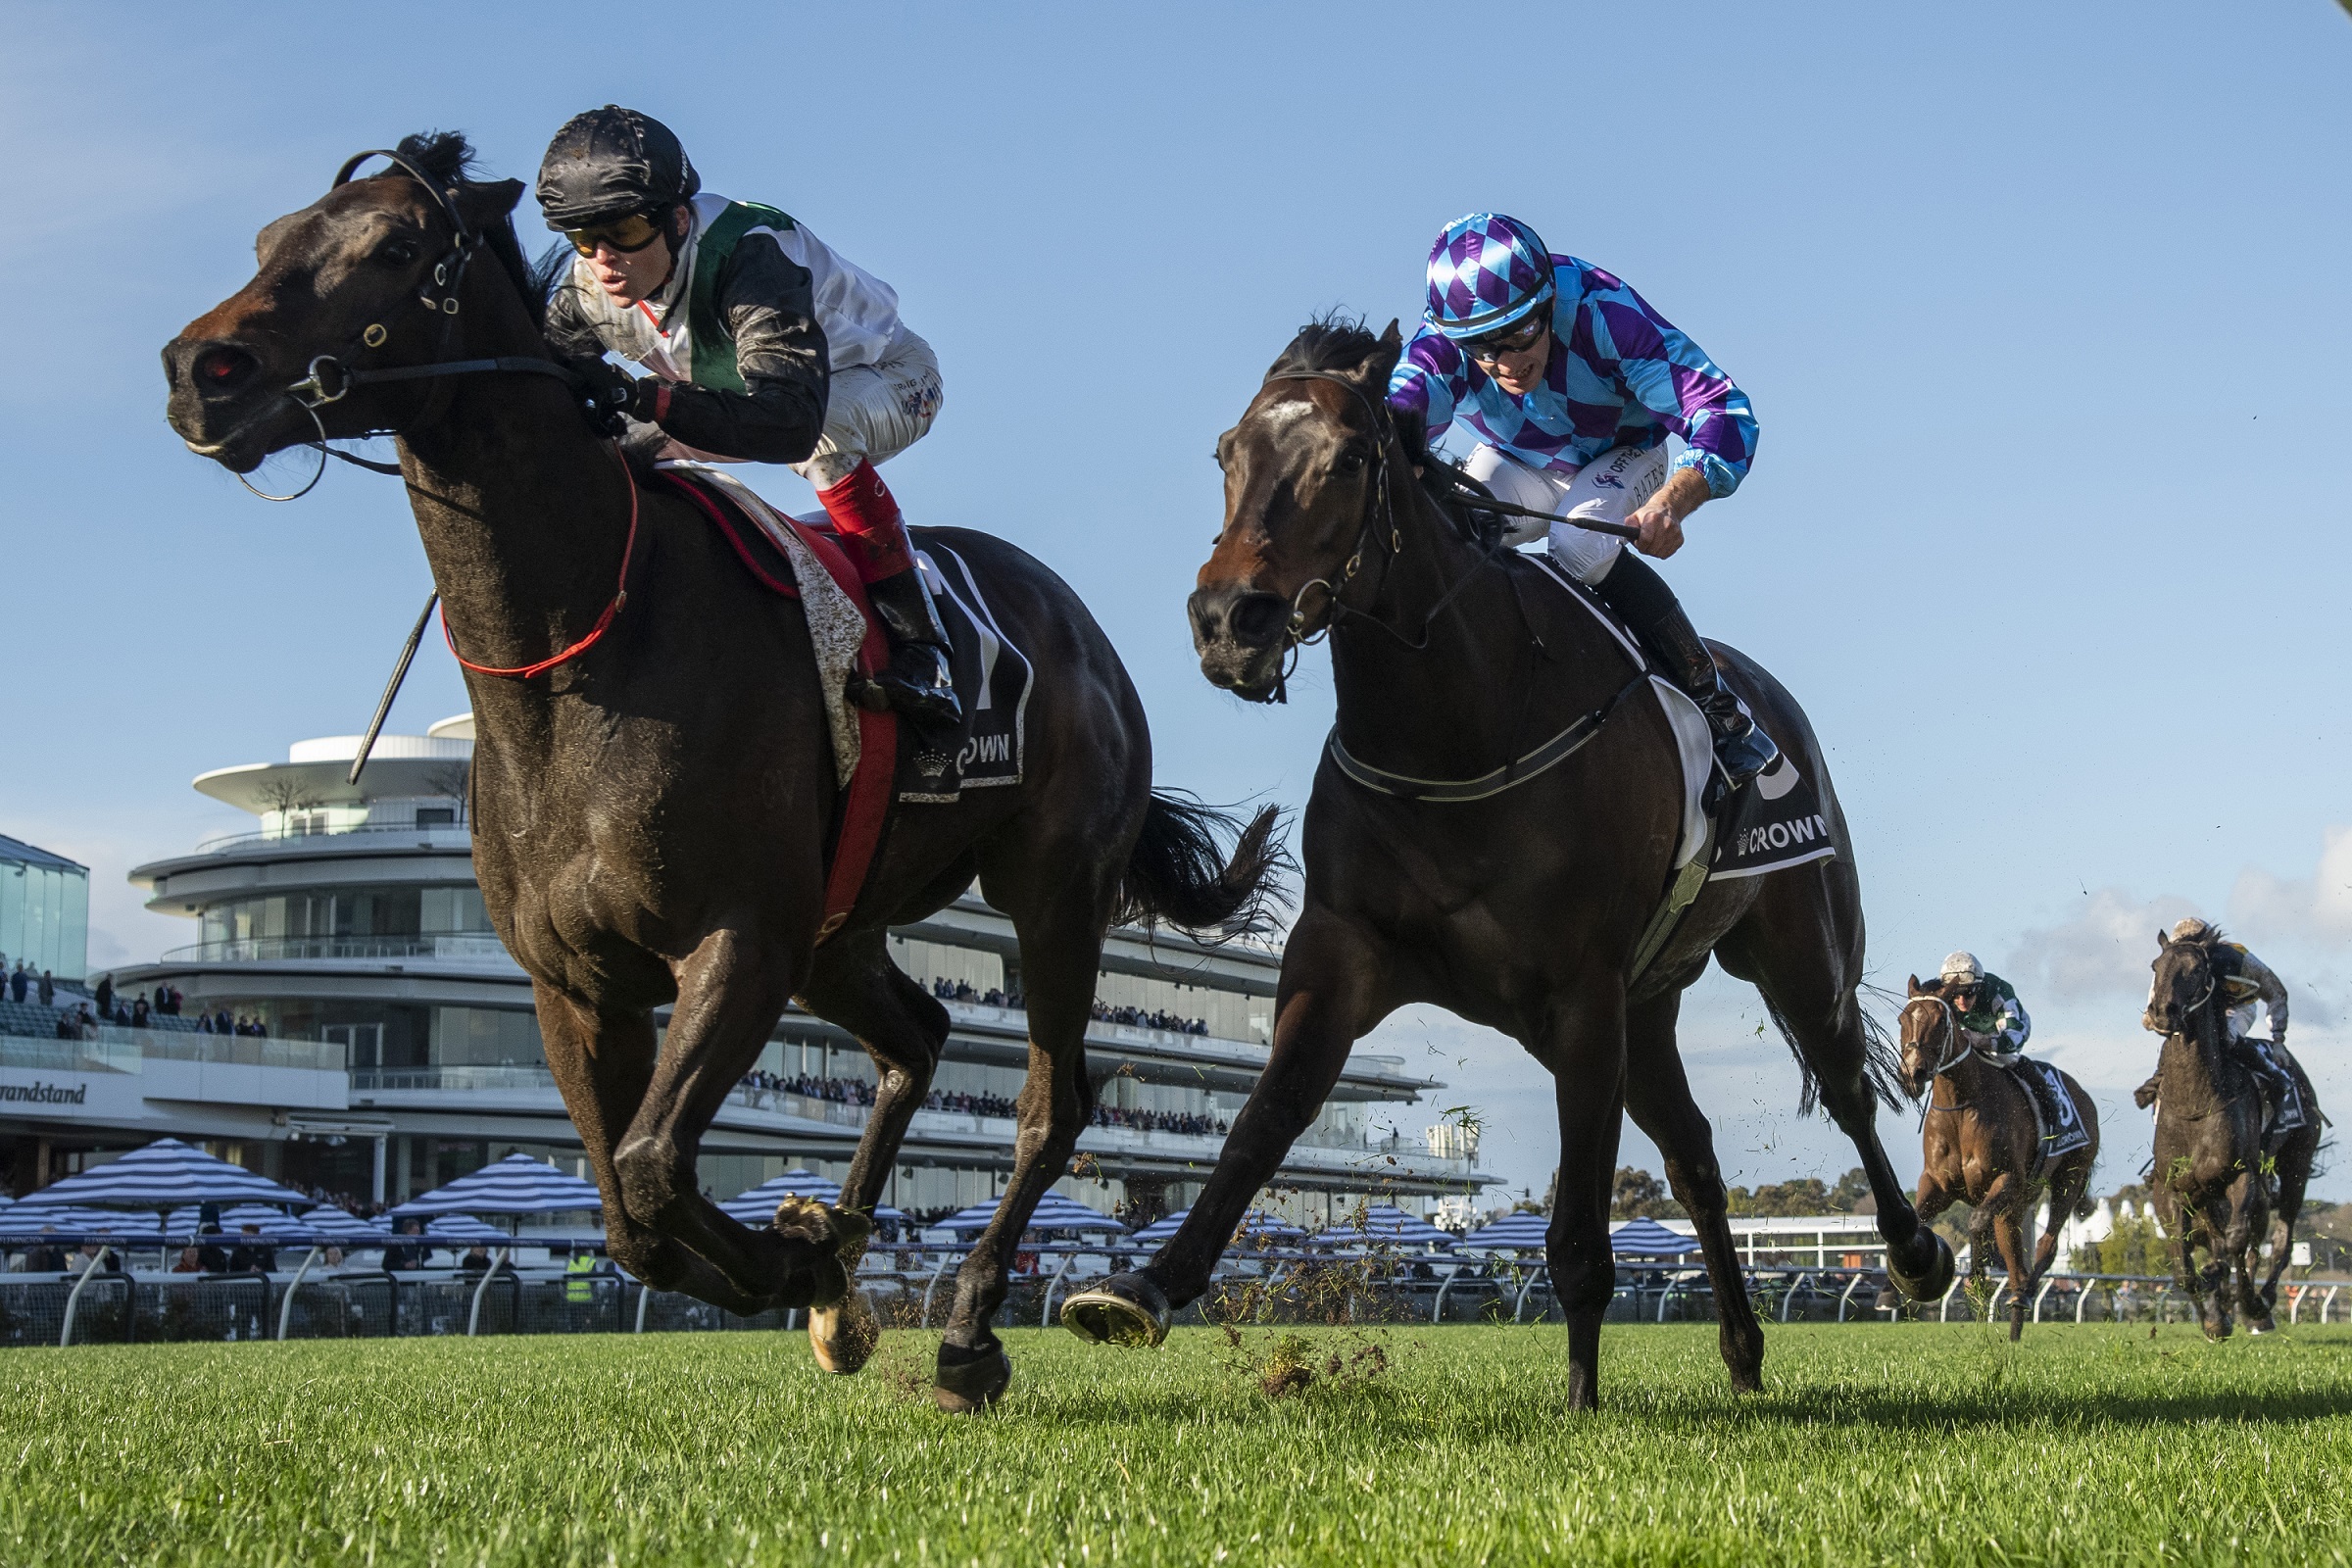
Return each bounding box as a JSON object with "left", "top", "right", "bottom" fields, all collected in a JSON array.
[
  {"left": 564, "top": 211, "right": 666, "bottom": 258},
  {"left": 1465, "top": 318, "right": 1548, "bottom": 363}
]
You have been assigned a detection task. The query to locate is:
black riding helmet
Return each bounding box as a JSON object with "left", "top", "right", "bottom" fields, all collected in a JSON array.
[{"left": 535, "top": 105, "right": 700, "bottom": 229}]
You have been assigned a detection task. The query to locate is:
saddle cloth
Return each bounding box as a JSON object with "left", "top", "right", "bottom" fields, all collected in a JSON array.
[
  {"left": 2246, "top": 1036, "right": 2310, "bottom": 1139},
  {"left": 2007, "top": 1056, "right": 2091, "bottom": 1170},
  {"left": 894, "top": 544, "right": 1033, "bottom": 804},
  {"left": 1529, "top": 555, "right": 1836, "bottom": 881}
]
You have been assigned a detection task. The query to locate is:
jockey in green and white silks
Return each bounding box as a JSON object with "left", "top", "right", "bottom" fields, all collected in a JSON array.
[
  {"left": 2135, "top": 917, "right": 2297, "bottom": 1122},
  {"left": 535, "top": 105, "right": 958, "bottom": 729},
  {"left": 1936, "top": 951, "right": 2030, "bottom": 1061}
]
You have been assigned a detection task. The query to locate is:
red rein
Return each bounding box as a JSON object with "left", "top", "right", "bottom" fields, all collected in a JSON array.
[{"left": 443, "top": 443, "right": 641, "bottom": 679}]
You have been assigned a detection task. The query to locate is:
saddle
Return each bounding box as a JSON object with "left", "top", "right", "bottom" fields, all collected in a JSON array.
[{"left": 2242, "top": 1036, "right": 2311, "bottom": 1145}]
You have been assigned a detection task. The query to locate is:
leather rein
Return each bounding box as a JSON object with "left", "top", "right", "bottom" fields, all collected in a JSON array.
[
  {"left": 1257, "top": 368, "right": 1643, "bottom": 804},
  {"left": 1903, "top": 994, "right": 1980, "bottom": 1124}
]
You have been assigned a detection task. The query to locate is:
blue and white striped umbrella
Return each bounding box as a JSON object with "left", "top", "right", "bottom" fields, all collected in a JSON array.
[
  {"left": 1126, "top": 1207, "right": 1305, "bottom": 1247},
  {"left": 937, "top": 1192, "right": 1127, "bottom": 1234},
  {"left": 1463, "top": 1211, "right": 1551, "bottom": 1250},
  {"left": 1309, "top": 1204, "right": 1455, "bottom": 1249},
  {"left": 167, "top": 1202, "right": 388, "bottom": 1243},
  {"left": 0, "top": 1203, "right": 163, "bottom": 1240},
  {"left": 423, "top": 1213, "right": 510, "bottom": 1242},
  {"left": 1610, "top": 1216, "right": 1699, "bottom": 1257},
  {"left": 389, "top": 1152, "right": 602, "bottom": 1218},
  {"left": 719, "top": 1170, "right": 905, "bottom": 1227},
  {"left": 13, "top": 1137, "right": 314, "bottom": 1209}
]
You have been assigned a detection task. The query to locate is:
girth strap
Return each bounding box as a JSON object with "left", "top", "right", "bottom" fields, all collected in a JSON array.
[{"left": 1325, "top": 674, "right": 1645, "bottom": 804}]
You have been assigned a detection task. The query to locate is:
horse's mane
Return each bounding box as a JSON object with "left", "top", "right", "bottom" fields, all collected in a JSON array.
[
  {"left": 1266, "top": 313, "right": 1385, "bottom": 382},
  {"left": 388, "top": 131, "right": 563, "bottom": 322}
]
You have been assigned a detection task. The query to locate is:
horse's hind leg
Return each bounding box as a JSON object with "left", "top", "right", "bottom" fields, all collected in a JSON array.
[
  {"left": 1718, "top": 875, "right": 1953, "bottom": 1302},
  {"left": 2260, "top": 1124, "right": 2320, "bottom": 1316},
  {"left": 1622, "top": 985, "right": 1763, "bottom": 1393},
  {"left": 1985, "top": 1185, "right": 2031, "bottom": 1342},
  {"left": 1535, "top": 986, "right": 1631, "bottom": 1412},
  {"left": 2032, "top": 1151, "right": 2093, "bottom": 1284},
  {"left": 794, "top": 930, "right": 954, "bottom": 1372},
  {"left": 925, "top": 834, "right": 1122, "bottom": 1411}
]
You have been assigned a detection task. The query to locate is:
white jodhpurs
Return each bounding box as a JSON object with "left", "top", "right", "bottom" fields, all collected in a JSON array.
[
  {"left": 1463, "top": 441, "right": 1668, "bottom": 584},
  {"left": 795, "top": 330, "right": 945, "bottom": 489}
]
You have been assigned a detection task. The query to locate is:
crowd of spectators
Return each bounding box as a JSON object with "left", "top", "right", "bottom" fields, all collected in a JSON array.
[
  {"left": 729, "top": 1069, "right": 1227, "bottom": 1137},
  {"left": 923, "top": 975, "right": 1213, "bottom": 1037},
  {"left": 5, "top": 957, "right": 57, "bottom": 1006}
]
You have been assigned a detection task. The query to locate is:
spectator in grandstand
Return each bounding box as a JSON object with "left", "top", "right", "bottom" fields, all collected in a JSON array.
[
  {"left": 457, "top": 1245, "right": 494, "bottom": 1273},
  {"left": 36, "top": 969, "right": 54, "bottom": 1006},
  {"left": 129, "top": 996, "right": 150, "bottom": 1028},
  {"left": 213, "top": 1008, "right": 232, "bottom": 1035},
  {"left": 16, "top": 1229, "right": 64, "bottom": 1273},
  {"left": 54, "top": 1010, "right": 76, "bottom": 1041},
  {"left": 8, "top": 963, "right": 25, "bottom": 1004},
  {"left": 382, "top": 1218, "right": 431, "bottom": 1271},
  {"left": 93, "top": 974, "right": 114, "bottom": 1017},
  {"left": 171, "top": 1246, "right": 204, "bottom": 1274},
  {"left": 226, "top": 1224, "right": 276, "bottom": 1275},
  {"left": 69, "top": 1242, "right": 124, "bottom": 1277}
]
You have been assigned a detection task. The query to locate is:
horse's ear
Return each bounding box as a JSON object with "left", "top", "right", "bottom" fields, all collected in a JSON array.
[
  {"left": 1907, "top": 974, "right": 1924, "bottom": 997},
  {"left": 460, "top": 177, "right": 526, "bottom": 225},
  {"left": 2156, "top": 927, "right": 2172, "bottom": 951},
  {"left": 1353, "top": 319, "right": 1403, "bottom": 387},
  {"left": 256, "top": 213, "right": 300, "bottom": 265}
]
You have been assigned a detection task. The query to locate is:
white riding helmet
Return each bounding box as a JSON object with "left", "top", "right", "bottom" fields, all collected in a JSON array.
[
  {"left": 1938, "top": 951, "right": 1984, "bottom": 986},
  {"left": 2171, "top": 916, "right": 2214, "bottom": 942}
]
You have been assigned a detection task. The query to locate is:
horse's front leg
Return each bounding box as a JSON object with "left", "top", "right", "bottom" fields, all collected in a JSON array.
[
  {"left": 2224, "top": 1172, "right": 2273, "bottom": 1334},
  {"left": 1062, "top": 908, "right": 1396, "bottom": 1347},
  {"left": 612, "top": 927, "right": 852, "bottom": 1309},
  {"left": 1980, "top": 1176, "right": 2031, "bottom": 1342},
  {"left": 1538, "top": 985, "right": 1630, "bottom": 1412}
]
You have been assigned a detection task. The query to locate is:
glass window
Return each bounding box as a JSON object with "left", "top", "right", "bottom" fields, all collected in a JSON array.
[{"left": 431, "top": 1006, "right": 546, "bottom": 1068}]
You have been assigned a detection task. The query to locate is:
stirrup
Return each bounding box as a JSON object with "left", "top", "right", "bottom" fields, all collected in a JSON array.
[
  {"left": 871, "top": 646, "right": 961, "bottom": 728},
  {"left": 1712, "top": 721, "right": 1779, "bottom": 792}
]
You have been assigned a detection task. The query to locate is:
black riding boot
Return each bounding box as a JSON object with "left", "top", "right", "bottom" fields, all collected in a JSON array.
[
  {"left": 1591, "top": 553, "right": 1779, "bottom": 789},
  {"left": 861, "top": 568, "right": 962, "bottom": 730}
]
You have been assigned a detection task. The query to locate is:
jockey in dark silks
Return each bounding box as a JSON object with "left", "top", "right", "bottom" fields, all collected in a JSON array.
[
  {"left": 535, "top": 105, "right": 958, "bottom": 728},
  {"left": 2135, "top": 917, "right": 2299, "bottom": 1129},
  {"left": 1386, "top": 213, "right": 1777, "bottom": 790}
]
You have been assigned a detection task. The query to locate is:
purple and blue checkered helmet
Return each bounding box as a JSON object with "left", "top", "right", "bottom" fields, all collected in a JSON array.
[{"left": 1423, "top": 213, "right": 1556, "bottom": 341}]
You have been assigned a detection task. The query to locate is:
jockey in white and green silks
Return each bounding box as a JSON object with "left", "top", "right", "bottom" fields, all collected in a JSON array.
[{"left": 535, "top": 105, "right": 958, "bottom": 728}]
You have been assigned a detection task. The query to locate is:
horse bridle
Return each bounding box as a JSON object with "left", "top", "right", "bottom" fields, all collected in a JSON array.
[
  {"left": 196, "top": 147, "right": 587, "bottom": 500},
  {"left": 1255, "top": 369, "right": 1404, "bottom": 652},
  {"left": 1901, "top": 994, "right": 1977, "bottom": 1123}
]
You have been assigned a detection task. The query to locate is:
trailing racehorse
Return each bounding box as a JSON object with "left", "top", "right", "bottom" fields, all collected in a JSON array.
[
  {"left": 1897, "top": 979, "right": 2098, "bottom": 1340},
  {"left": 2142, "top": 926, "right": 2321, "bottom": 1339},
  {"left": 1061, "top": 319, "right": 1954, "bottom": 1408},
  {"left": 161, "top": 133, "right": 1281, "bottom": 1411}
]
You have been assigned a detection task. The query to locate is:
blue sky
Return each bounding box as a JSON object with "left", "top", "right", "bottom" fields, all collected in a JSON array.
[{"left": 4, "top": 2, "right": 2348, "bottom": 1206}]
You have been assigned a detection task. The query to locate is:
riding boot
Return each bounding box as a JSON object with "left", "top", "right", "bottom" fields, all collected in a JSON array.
[
  {"left": 861, "top": 567, "right": 962, "bottom": 729},
  {"left": 1590, "top": 553, "right": 1780, "bottom": 790},
  {"left": 814, "top": 457, "right": 962, "bottom": 731}
]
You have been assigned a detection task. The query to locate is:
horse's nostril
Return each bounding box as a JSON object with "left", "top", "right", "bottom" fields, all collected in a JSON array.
[
  {"left": 192, "top": 346, "right": 258, "bottom": 392},
  {"left": 1228, "top": 593, "right": 1289, "bottom": 645}
]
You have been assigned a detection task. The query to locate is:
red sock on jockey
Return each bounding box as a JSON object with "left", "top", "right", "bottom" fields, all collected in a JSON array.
[{"left": 814, "top": 458, "right": 915, "bottom": 583}]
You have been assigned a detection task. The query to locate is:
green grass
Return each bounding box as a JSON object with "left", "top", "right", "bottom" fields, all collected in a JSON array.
[{"left": 5, "top": 1322, "right": 2352, "bottom": 1565}]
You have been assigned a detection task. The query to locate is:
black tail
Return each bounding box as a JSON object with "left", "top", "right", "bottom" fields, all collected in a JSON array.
[
  {"left": 1768, "top": 987, "right": 1906, "bottom": 1117},
  {"left": 1116, "top": 793, "right": 1291, "bottom": 941}
]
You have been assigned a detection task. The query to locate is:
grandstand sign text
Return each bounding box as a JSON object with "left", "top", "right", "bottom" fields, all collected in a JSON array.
[{"left": 0, "top": 1069, "right": 142, "bottom": 1121}]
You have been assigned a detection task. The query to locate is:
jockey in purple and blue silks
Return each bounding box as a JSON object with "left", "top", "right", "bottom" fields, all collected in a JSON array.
[{"left": 1386, "top": 213, "right": 1776, "bottom": 788}]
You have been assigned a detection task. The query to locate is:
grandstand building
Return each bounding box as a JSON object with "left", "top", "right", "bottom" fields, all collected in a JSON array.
[{"left": 0, "top": 723, "right": 1493, "bottom": 1224}]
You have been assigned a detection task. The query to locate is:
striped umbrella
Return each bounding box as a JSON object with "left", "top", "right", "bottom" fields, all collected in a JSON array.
[
  {"left": 1127, "top": 1207, "right": 1305, "bottom": 1247},
  {"left": 423, "top": 1213, "right": 510, "bottom": 1241},
  {"left": 1463, "top": 1211, "right": 1551, "bottom": 1250},
  {"left": 1308, "top": 1204, "right": 1455, "bottom": 1249},
  {"left": 389, "top": 1152, "right": 602, "bottom": 1219},
  {"left": 1610, "top": 1216, "right": 1700, "bottom": 1257},
  {"left": 167, "top": 1202, "right": 388, "bottom": 1243},
  {"left": 718, "top": 1170, "right": 905, "bottom": 1226},
  {"left": 0, "top": 1203, "right": 163, "bottom": 1240},
  {"left": 937, "top": 1192, "right": 1127, "bottom": 1234},
  {"left": 12, "top": 1137, "right": 314, "bottom": 1210}
]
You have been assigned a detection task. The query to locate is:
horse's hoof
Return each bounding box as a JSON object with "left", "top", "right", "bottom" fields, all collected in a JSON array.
[
  {"left": 1060, "top": 1273, "right": 1171, "bottom": 1348},
  {"left": 933, "top": 1340, "right": 1012, "bottom": 1413},
  {"left": 2247, "top": 1316, "right": 2278, "bottom": 1337},
  {"left": 1886, "top": 1232, "right": 1957, "bottom": 1302},
  {"left": 808, "top": 1288, "right": 879, "bottom": 1374}
]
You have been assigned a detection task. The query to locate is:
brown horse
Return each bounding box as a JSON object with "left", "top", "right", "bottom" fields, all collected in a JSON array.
[
  {"left": 1061, "top": 318, "right": 1954, "bottom": 1408},
  {"left": 161, "top": 133, "right": 1281, "bottom": 1411},
  {"left": 1896, "top": 979, "right": 2098, "bottom": 1340},
  {"left": 2143, "top": 927, "right": 2321, "bottom": 1339}
]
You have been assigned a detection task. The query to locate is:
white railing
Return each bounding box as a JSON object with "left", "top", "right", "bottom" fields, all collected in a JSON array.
[{"left": 162, "top": 935, "right": 513, "bottom": 965}]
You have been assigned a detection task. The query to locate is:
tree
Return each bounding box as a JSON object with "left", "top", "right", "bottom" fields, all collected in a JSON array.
[{"left": 1611, "top": 1166, "right": 1665, "bottom": 1219}]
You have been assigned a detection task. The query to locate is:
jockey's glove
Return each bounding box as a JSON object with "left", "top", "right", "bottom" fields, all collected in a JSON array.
[{"left": 563, "top": 355, "right": 648, "bottom": 436}]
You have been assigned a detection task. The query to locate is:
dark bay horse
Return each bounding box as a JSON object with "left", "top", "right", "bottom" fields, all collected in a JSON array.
[
  {"left": 1897, "top": 979, "right": 2098, "bottom": 1340},
  {"left": 161, "top": 134, "right": 1280, "bottom": 1410},
  {"left": 1062, "top": 319, "right": 1953, "bottom": 1408},
  {"left": 2143, "top": 927, "right": 2320, "bottom": 1339}
]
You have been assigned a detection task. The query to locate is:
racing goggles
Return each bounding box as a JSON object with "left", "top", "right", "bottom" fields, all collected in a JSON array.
[
  {"left": 1465, "top": 318, "right": 1549, "bottom": 364},
  {"left": 564, "top": 210, "right": 667, "bottom": 258}
]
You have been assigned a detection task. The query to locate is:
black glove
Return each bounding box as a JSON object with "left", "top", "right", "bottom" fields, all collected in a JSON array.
[
  {"left": 1392, "top": 403, "right": 1428, "bottom": 467},
  {"left": 563, "top": 356, "right": 647, "bottom": 435}
]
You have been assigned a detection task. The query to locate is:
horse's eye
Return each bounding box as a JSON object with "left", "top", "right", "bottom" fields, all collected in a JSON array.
[
  {"left": 375, "top": 238, "right": 421, "bottom": 268},
  {"left": 1338, "top": 451, "right": 1366, "bottom": 475}
]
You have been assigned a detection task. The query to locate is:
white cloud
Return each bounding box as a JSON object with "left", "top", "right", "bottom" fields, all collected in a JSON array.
[
  {"left": 2230, "top": 824, "right": 2352, "bottom": 947},
  {"left": 2005, "top": 888, "right": 2200, "bottom": 1004}
]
